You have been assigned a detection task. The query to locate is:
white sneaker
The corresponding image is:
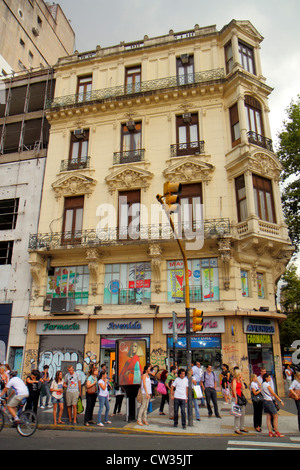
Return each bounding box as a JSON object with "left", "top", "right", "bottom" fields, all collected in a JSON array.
[
  {"left": 40, "top": 405, "right": 45, "bottom": 409},
  {"left": 97, "top": 422, "right": 104, "bottom": 426}
]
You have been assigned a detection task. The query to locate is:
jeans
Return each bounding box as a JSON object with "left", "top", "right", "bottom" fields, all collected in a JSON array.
[
  {"left": 98, "top": 395, "right": 109, "bottom": 424},
  {"left": 204, "top": 387, "right": 220, "bottom": 417},
  {"left": 174, "top": 398, "right": 186, "bottom": 427},
  {"left": 40, "top": 383, "right": 51, "bottom": 406}
]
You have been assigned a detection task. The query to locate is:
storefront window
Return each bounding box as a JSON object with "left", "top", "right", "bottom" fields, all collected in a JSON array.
[
  {"left": 167, "top": 335, "right": 222, "bottom": 371},
  {"left": 104, "top": 262, "right": 151, "bottom": 304},
  {"left": 256, "top": 272, "right": 265, "bottom": 298},
  {"left": 167, "top": 258, "right": 219, "bottom": 302},
  {"left": 241, "top": 270, "right": 249, "bottom": 297},
  {"left": 46, "top": 266, "right": 89, "bottom": 305}
]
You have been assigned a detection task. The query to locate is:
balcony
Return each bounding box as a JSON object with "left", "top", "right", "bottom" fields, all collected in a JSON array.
[
  {"left": 47, "top": 69, "right": 225, "bottom": 110},
  {"left": 60, "top": 157, "right": 91, "bottom": 172},
  {"left": 247, "top": 131, "right": 273, "bottom": 152},
  {"left": 170, "top": 141, "right": 205, "bottom": 157},
  {"left": 118, "top": 288, "right": 151, "bottom": 305},
  {"left": 28, "top": 218, "right": 231, "bottom": 250},
  {"left": 113, "top": 149, "right": 145, "bottom": 164}
]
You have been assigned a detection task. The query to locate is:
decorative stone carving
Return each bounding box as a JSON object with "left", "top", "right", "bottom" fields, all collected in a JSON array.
[
  {"left": 86, "top": 248, "right": 103, "bottom": 296},
  {"left": 218, "top": 238, "right": 231, "bottom": 291},
  {"left": 105, "top": 165, "right": 154, "bottom": 193},
  {"left": 28, "top": 254, "right": 46, "bottom": 298},
  {"left": 52, "top": 173, "right": 97, "bottom": 199},
  {"left": 163, "top": 157, "right": 214, "bottom": 184},
  {"left": 249, "top": 152, "right": 282, "bottom": 180},
  {"left": 147, "top": 244, "right": 163, "bottom": 294}
]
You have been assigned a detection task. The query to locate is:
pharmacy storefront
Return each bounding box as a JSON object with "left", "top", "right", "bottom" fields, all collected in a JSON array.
[{"left": 163, "top": 316, "right": 225, "bottom": 371}]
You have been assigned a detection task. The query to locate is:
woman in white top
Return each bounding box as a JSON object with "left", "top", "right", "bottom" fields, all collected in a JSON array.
[
  {"left": 137, "top": 363, "right": 152, "bottom": 426},
  {"left": 250, "top": 374, "right": 263, "bottom": 432},
  {"left": 50, "top": 370, "right": 64, "bottom": 425},
  {"left": 289, "top": 371, "right": 300, "bottom": 431},
  {"left": 262, "top": 373, "right": 284, "bottom": 437},
  {"left": 97, "top": 370, "right": 111, "bottom": 426}
]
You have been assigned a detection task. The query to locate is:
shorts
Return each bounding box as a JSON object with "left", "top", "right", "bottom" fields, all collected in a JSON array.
[
  {"left": 8, "top": 394, "right": 28, "bottom": 408},
  {"left": 52, "top": 396, "right": 64, "bottom": 404},
  {"left": 66, "top": 391, "right": 79, "bottom": 406},
  {"left": 263, "top": 400, "right": 277, "bottom": 415}
]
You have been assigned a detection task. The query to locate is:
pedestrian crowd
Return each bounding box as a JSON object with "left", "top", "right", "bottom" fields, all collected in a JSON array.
[{"left": 1, "top": 360, "right": 300, "bottom": 435}]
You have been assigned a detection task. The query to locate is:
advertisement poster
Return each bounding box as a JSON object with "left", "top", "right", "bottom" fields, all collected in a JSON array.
[{"left": 116, "top": 339, "right": 146, "bottom": 386}]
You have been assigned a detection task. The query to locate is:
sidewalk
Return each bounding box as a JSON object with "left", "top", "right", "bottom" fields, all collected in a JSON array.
[{"left": 36, "top": 396, "right": 300, "bottom": 436}]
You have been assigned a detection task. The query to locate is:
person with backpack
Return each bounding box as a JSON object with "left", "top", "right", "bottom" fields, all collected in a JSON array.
[{"left": 200, "top": 364, "right": 221, "bottom": 419}]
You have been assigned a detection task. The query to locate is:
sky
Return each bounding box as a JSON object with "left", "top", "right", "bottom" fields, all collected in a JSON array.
[{"left": 56, "top": 0, "right": 300, "bottom": 271}]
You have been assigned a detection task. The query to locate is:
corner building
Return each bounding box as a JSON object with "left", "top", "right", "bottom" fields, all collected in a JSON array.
[{"left": 26, "top": 21, "right": 293, "bottom": 395}]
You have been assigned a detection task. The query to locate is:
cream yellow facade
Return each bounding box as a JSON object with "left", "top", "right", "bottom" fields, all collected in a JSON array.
[{"left": 26, "top": 20, "right": 293, "bottom": 395}]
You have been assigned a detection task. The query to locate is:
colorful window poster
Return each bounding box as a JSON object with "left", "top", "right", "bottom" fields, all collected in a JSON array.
[
  {"left": 104, "top": 263, "right": 151, "bottom": 304},
  {"left": 47, "top": 266, "right": 89, "bottom": 305},
  {"left": 116, "top": 339, "right": 146, "bottom": 386},
  {"left": 257, "top": 273, "right": 265, "bottom": 298},
  {"left": 241, "top": 270, "right": 249, "bottom": 297},
  {"left": 167, "top": 258, "right": 219, "bottom": 302}
]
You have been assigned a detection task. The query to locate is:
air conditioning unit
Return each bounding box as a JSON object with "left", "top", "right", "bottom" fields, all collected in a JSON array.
[
  {"left": 182, "top": 113, "right": 192, "bottom": 123},
  {"left": 50, "top": 297, "right": 76, "bottom": 314},
  {"left": 73, "top": 129, "right": 85, "bottom": 139},
  {"left": 126, "top": 120, "right": 136, "bottom": 131}
]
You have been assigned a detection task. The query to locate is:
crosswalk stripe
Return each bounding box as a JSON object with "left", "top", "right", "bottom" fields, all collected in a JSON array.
[{"left": 228, "top": 440, "right": 300, "bottom": 449}]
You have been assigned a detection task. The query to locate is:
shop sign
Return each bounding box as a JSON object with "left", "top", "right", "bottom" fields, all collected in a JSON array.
[
  {"left": 244, "top": 318, "right": 275, "bottom": 335},
  {"left": 168, "top": 335, "right": 221, "bottom": 349},
  {"left": 36, "top": 320, "right": 88, "bottom": 335},
  {"left": 97, "top": 319, "right": 153, "bottom": 335},
  {"left": 247, "top": 334, "right": 271, "bottom": 345},
  {"left": 162, "top": 316, "right": 224, "bottom": 334}
]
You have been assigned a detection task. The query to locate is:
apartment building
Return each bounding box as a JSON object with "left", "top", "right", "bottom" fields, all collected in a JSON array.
[
  {"left": 0, "top": 0, "right": 74, "bottom": 75},
  {"left": 26, "top": 20, "right": 293, "bottom": 394}
]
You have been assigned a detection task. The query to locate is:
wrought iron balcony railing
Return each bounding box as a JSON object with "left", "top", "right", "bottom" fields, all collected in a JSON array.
[
  {"left": 170, "top": 141, "right": 205, "bottom": 157},
  {"left": 117, "top": 288, "right": 151, "bottom": 305},
  {"left": 247, "top": 131, "right": 273, "bottom": 152},
  {"left": 28, "top": 219, "right": 230, "bottom": 250},
  {"left": 113, "top": 149, "right": 145, "bottom": 164},
  {"left": 47, "top": 69, "right": 225, "bottom": 110},
  {"left": 60, "top": 157, "right": 91, "bottom": 172}
]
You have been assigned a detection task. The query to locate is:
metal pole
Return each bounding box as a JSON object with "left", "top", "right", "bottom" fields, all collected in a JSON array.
[{"left": 156, "top": 195, "right": 193, "bottom": 426}]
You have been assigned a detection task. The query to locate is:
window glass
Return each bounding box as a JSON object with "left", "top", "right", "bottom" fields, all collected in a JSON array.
[{"left": 47, "top": 266, "right": 89, "bottom": 305}]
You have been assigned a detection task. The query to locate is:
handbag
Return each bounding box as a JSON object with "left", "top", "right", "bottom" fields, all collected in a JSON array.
[
  {"left": 193, "top": 385, "right": 203, "bottom": 399},
  {"left": 251, "top": 391, "right": 263, "bottom": 403},
  {"left": 136, "top": 387, "right": 142, "bottom": 403},
  {"left": 77, "top": 397, "right": 84, "bottom": 414},
  {"left": 87, "top": 382, "right": 97, "bottom": 394},
  {"left": 289, "top": 389, "right": 300, "bottom": 400},
  {"left": 157, "top": 382, "right": 167, "bottom": 395},
  {"left": 237, "top": 393, "right": 247, "bottom": 406}
]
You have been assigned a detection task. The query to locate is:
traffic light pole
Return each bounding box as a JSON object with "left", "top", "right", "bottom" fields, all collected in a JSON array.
[{"left": 156, "top": 195, "right": 193, "bottom": 427}]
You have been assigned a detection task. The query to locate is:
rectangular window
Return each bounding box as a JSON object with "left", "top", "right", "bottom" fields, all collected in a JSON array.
[
  {"left": 176, "top": 54, "right": 194, "bottom": 84},
  {"left": 46, "top": 266, "right": 89, "bottom": 305},
  {"left": 256, "top": 273, "right": 265, "bottom": 299},
  {"left": 235, "top": 175, "right": 248, "bottom": 222},
  {"left": 239, "top": 41, "right": 256, "bottom": 75},
  {"left": 175, "top": 113, "right": 199, "bottom": 156},
  {"left": 77, "top": 75, "right": 92, "bottom": 102},
  {"left": 118, "top": 190, "right": 140, "bottom": 240},
  {"left": 0, "top": 198, "right": 19, "bottom": 230},
  {"left": 62, "top": 196, "right": 84, "bottom": 244},
  {"left": 104, "top": 262, "right": 151, "bottom": 304},
  {"left": 178, "top": 183, "right": 202, "bottom": 231},
  {"left": 229, "top": 103, "right": 241, "bottom": 146},
  {"left": 0, "top": 241, "right": 13, "bottom": 265},
  {"left": 241, "top": 270, "right": 249, "bottom": 297},
  {"left": 253, "top": 175, "right": 276, "bottom": 223},
  {"left": 225, "top": 41, "right": 233, "bottom": 74},
  {"left": 167, "top": 258, "right": 219, "bottom": 303},
  {"left": 69, "top": 129, "right": 89, "bottom": 169},
  {"left": 125, "top": 66, "right": 141, "bottom": 94}
]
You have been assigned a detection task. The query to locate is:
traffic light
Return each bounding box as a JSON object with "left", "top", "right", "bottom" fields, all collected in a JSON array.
[
  {"left": 192, "top": 308, "right": 203, "bottom": 332},
  {"left": 163, "top": 181, "right": 182, "bottom": 212}
]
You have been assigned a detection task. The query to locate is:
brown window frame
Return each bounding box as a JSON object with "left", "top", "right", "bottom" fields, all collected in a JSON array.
[
  {"left": 229, "top": 103, "right": 241, "bottom": 147},
  {"left": 253, "top": 174, "right": 276, "bottom": 223},
  {"left": 176, "top": 113, "right": 199, "bottom": 156},
  {"left": 69, "top": 129, "right": 89, "bottom": 168},
  {"left": 235, "top": 174, "right": 248, "bottom": 222},
  {"left": 118, "top": 189, "right": 140, "bottom": 240},
  {"left": 62, "top": 196, "right": 84, "bottom": 244},
  {"left": 245, "top": 96, "right": 264, "bottom": 136},
  {"left": 125, "top": 66, "right": 141, "bottom": 94},
  {"left": 176, "top": 54, "right": 194, "bottom": 84},
  {"left": 238, "top": 40, "right": 256, "bottom": 75},
  {"left": 76, "top": 75, "right": 92, "bottom": 102},
  {"left": 225, "top": 41, "right": 234, "bottom": 74},
  {"left": 178, "top": 183, "right": 202, "bottom": 229}
]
